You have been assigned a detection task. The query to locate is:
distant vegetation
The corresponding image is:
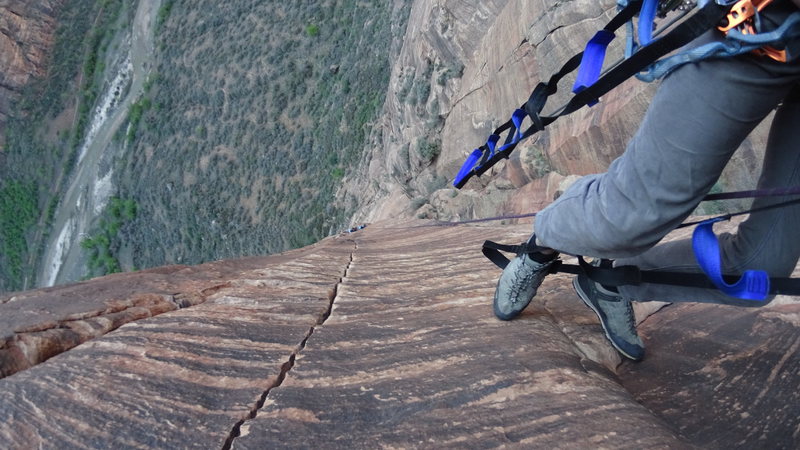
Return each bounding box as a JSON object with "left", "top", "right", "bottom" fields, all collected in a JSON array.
[
  {"left": 0, "top": 0, "right": 130, "bottom": 292},
  {"left": 116, "top": 0, "right": 411, "bottom": 269},
  {"left": 80, "top": 197, "right": 137, "bottom": 277},
  {"left": 0, "top": 182, "right": 38, "bottom": 288},
  {"left": 156, "top": 0, "right": 174, "bottom": 30},
  {"left": 126, "top": 96, "right": 152, "bottom": 143},
  {"left": 0, "top": 0, "right": 410, "bottom": 292}
]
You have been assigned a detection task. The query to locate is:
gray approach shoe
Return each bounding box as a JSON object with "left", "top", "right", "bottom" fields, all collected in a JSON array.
[
  {"left": 573, "top": 271, "right": 645, "bottom": 361},
  {"left": 493, "top": 238, "right": 557, "bottom": 321}
]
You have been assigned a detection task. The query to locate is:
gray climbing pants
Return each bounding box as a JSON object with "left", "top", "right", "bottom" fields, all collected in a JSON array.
[{"left": 535, "top": 52, "right": 800, "bottom": 307}]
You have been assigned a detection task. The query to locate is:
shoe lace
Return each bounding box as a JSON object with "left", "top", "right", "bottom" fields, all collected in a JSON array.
[
  {"left": 508, "top": 256, "right": 545, "bottom": 304},
  {"left": 623, "top": 299, "right": 637, "bottom": 334}
]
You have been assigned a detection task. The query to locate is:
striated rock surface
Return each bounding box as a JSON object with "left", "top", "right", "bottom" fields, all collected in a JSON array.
[
  {"left": 0, "top": 239, "right": 354, "bottom": 447},
  {"left": 620, "top": 301, "right": 800, "bottom": 448},
  {"left": 1, "top": 218, "right": 798, "bottom": 448},
  {"left": 341, "top": 0, "right": 772, "bottom": 224},
  {"left": 0, "top": 0, "right": 63, "bottom": 136},
  {"left": 0, "top": 255, "right": 310, "bottom": 379}
]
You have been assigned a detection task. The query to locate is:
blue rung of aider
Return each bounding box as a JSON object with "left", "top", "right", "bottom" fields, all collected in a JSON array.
[
  {"left": 692, "top": 218, "right": 770, "bottom": 300},
  {"left": 508, "top": 108, "right": 526, "bottom": 144},
  {"left": 453, "top": 109, "right": 531, "bottom": 188},
  {"left": 454, "top": 149, "right": 484, "bottom": 188},
  {"left": 573, "top": 30, "right": 616, "bottom": 96},
  {"left": 637, "top": 0, "right": 660, "bottom": 45}
]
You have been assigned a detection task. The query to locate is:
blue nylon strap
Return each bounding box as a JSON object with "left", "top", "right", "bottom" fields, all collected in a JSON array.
[
  {"left": 453, "top": 149, "right": 483, "bottom": 187},
  {"left": 638, "top": 0, "right": 659, "bottom": 46},
  {"left": 453, "top": 132, "right": 504, "bottom": 187},
  {"left": 486, "top": 134, "right": 499, "bottom": 158},
  {"left": 511, "top": 109, "right": 525, "bottom": 142},
  {"left": 477, "top": 134, "right": 500, "bottom": 168},
  {"left": 572, "top": 30, "right": 616, "bottom": 96},
  {"left": 692, "top": 218, "right": 769, "bottom": 300},
  {"left": 453, "top": 107, "right": 528, "bottom": 187},
  {"left": 500, "top": 109, "right": 527, "bottom": 150}
]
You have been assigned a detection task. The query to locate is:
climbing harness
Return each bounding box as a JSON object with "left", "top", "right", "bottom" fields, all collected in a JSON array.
[{"left": 451, "top": 0, "right": 800, "bottom": 299}]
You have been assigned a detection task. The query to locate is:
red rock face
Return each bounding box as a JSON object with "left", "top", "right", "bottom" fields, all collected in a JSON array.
[
  {"left": 0, "top": 240, "right": 353, "bottom": 447},
  {"left": 0, "top": 0, "right": 62, "bottom": 133},
  {"left": 0, "top": 219, "right": 796, "bottom": 447}
]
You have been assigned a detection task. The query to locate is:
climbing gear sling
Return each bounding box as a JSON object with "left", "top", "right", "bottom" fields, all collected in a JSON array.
[
  {"left": 479, "top": 186, "right": 800, "bottom": 300},
  {"left": 453, "top": 0, "right": 800, "bottom": 189},
  {"left": 454, "top": 0, "right": 800, "bottom": 300}
]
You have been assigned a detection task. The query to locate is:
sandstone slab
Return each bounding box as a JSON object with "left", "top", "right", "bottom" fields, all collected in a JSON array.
[
  {"left": 232, "top": 223, "right": 688, "bottom": 448},
  {"left": 620, "top": 302, "right": 800, "bottom": 449},
  {"left": 0, "top": 252, "right": 320, "bottom": 380},
  {"left": 0, "top": 240, "right": 355, "bottom": 448},
  {"left": 1, "top": 219, "right": 797, "bottom": 448}
]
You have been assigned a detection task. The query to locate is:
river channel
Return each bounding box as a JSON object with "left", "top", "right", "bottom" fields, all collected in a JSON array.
[{"left": 37, "top": 0, "right": 162, "bottom": 287}]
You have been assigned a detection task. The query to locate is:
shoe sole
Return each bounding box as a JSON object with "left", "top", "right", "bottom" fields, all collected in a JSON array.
[
  {"left": 572, "top": 276, "right": 641, "bottom": 361},
  {"left": 492, "top": 280, "right": 533, "bottom": 320}
]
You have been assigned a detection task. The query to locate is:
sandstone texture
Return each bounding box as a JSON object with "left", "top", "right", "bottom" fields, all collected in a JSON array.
[
  {"left": 0, "top": 0, "right": 62, "bottom": 135},
  {"left": 621, "top": 301, "right": 800, "bottom": 448},
  {"left": 1, "top": 218, "right": 798, "bottom": 448},
  {"left": 0, "top": 240, "right": 353, "bottom": 447},
  {"left": 341, "top": 0, "right": 773, "bottom": 224}
]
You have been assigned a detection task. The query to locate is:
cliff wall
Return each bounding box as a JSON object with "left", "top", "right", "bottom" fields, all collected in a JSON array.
[
  {"left": 341, "top": 0, "right": 771, "bottom": 223},
  {"left": 0, "top": 0, "right": 63, "bottom": 142}
]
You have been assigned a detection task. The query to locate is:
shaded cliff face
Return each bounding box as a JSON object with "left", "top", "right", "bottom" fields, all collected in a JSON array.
[
  {"left": 340, "top": 0, "right": 771, "bottom": 223},
  {"left": 0, "top": 217, "right": 798, "bottom": 447},
  {"left": 0, "top": 0, "right": 62, "bottom": 141}
]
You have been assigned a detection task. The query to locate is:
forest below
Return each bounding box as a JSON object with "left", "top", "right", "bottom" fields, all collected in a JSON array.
[{"left": 0, "top": 0, "right": 411, "bottom": 292}]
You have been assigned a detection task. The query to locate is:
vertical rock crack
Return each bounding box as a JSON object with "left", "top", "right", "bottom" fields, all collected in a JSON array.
[{"left": 222, "top": 241, "right": 357, "bottom": 449}]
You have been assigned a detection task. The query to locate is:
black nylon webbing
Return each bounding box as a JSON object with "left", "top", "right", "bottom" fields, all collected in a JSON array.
[
  {"left": 558, "top": 1, "right": 729, "bottom": 116},
  {"left": 455, "top": 1, "right": 735, "bottom": 189},
  {"left": 482, "top": 240, "right": 800, "bottom": 296}
]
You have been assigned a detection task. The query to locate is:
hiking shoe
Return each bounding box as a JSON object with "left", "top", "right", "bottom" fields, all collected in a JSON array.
[
  {"left": 493, "top": 236, "right": 558, "bottom": 321},
  {"left": 573, "top": 270, "right": 645, "bottom": 361}
]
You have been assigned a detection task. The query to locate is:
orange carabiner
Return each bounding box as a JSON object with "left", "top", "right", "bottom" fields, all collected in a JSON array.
[
  {"left": 754, "top": 45, "right": 788, "bottom": 62},
  {"left": 718, "top": 0, "right": 774, "bottom": 33},
  {"left": 718, "top": 0, "right": 786, "bottom": 63}
]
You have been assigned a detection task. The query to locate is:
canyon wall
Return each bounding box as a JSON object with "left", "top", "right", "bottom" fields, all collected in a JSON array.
[
  {"left": 341, "top": 0, "right": 771, "bottom": 223},
  {"left": 0, "top": 0, "right": 63, "bottom": 143}
]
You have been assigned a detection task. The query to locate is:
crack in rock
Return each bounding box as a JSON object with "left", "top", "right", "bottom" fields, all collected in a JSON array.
[
  {"left": 0, "top": 284, "right": 229, "bottom": 380},
  {"left": 530, "top": 9, "right": 610, "bottom": 49},
  {"left": 222, "top": 241, "right": 357, "bottom": 450}
]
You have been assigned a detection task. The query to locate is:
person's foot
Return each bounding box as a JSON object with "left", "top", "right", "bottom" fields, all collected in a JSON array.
[
  {"left": 493, "top": 236, "right": 558, "bottom": 320},
  {"left": 572, "top": 269, "right": 645, "bottom": 361}
]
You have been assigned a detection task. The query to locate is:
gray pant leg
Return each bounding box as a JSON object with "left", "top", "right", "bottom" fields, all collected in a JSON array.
[
  {"left": 619, "top": 92, "right": 800, "bottom": 306},
  {"left": 534, "top": 55, "right": 800, "bottom": 303}
]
